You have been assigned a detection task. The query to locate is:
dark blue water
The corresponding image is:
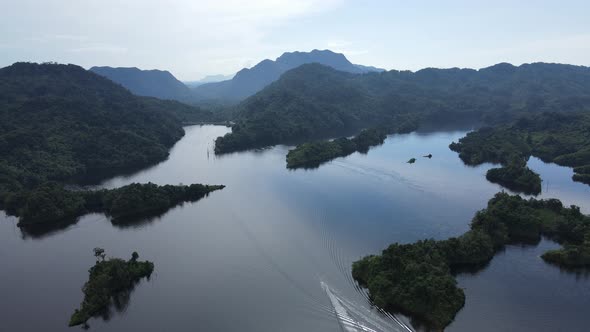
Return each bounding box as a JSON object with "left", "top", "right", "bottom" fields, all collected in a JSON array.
[{"left": 1, "top": 125, "right": 588, "bottom": 331}]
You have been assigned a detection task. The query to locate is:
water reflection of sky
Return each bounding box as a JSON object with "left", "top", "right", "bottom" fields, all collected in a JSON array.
[{"left": 0, "top": 125, "right": 589, "bottom": 332}]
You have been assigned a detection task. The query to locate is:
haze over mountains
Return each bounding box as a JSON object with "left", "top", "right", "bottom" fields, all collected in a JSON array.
[
  {"left": 192, "top": 49, "right": 384, "bottom": 102},
  {"left": 90, "top": 49, "right": 384, "bottom": 104},
  {"left": 184, "top": 74, "right": 234, "bottom": 88},
  {"left": 84, "top": 50, "right": 590, "bottom": 155},
  {"left": 90, "top": 66, "right": 192, "bottom": 101}
]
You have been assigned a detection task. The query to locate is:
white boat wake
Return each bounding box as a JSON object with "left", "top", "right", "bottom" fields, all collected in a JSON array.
[{"left": 321, "top": 282, "right": 413, "bottom": 332}]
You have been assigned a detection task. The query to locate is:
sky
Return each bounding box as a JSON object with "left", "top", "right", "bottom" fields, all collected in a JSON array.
[{"left": 1, "top": 0, "right": 589, "bottom": 80}]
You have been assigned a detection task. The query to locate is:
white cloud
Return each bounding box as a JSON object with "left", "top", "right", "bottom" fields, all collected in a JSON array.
[
  {"left": 2, "top": 0, "right": 589, "bottom": 79},
  {"left": 0, "top": 0, "right": 344, "bottom": 78}
]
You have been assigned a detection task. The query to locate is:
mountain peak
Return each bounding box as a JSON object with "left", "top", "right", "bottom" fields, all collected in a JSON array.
[
  {"left": 192, "top": 49, "right": 384, "bottom": 102},
  {"left": 275, "top": 49, "right": 351, "bottom": 71}
]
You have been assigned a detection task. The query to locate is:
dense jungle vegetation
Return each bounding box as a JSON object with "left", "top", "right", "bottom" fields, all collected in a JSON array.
[
  {"left": 215, "top": 62, "right": 590, "bottom": 153},
  {"left": 0, "top": 62, "right": 221, "bottom": 227},
  {"left": 485, "top": 158, "right": 542, "bottom": 195},
  {"left": 286, "top": 128, "right": 387, "bottom": 169},
  {"left": 285, "top": 114, "right": 421, "bottom": 169},
  {"left": 69, "top": 250, "right": 154, "bottom": 326},
  {"left": 450, "top": 112, "right": 590, "bottom": 187},
  {"left": 11, "top": 182, "right": 223, "bottom": 226},
  {"left": 352, "top": 193, "right": 590, "bottom": 330}
]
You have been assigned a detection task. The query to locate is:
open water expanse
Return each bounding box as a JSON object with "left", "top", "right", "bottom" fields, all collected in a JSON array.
[{"left": 1, "top": 125, "right": 589, "bottom": 331}]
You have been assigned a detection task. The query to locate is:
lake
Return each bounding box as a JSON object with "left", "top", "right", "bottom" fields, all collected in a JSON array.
[{"left": 1, "top": 125, "right": 589, "bottom": 332}]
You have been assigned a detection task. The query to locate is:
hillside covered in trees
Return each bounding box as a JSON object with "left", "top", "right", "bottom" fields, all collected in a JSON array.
[
  {"left": 215, "top": 62, "right": 590, "bottom": 154},
  {"left": 450, "top": 112, "right": 590, "bottom": 187},
  {"left": 88, "top": 66, "right": 217, "bottom": 122},
  {"left": 0, "top": 62, "right": 222, "bottom": 229},
  {"left": 352, "top": 193, "right": 590, "bottom": 330},
  {"left": 90, "top": 66, "right": 192, "bottom": 101}
]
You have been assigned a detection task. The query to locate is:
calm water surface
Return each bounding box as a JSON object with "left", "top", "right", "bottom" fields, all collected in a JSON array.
[{"left": 1, "top": 125, "right": 589, "bottom": 331}]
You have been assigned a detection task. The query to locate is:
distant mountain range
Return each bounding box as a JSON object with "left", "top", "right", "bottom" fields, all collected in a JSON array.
[
  {"left": 90, "top": 66, "right": 192, "bottom": 101},
  {"left": 191, "top": 49, "right": 384, "bottom": 102},
  {"left": 184, "top": 74, "right": 234, "bottom": 88},
  {"left": 90, "top": 50, "right": 384, "bottom": 104}
]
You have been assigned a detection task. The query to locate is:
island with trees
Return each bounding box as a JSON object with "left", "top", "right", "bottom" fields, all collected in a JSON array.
[
  {"left": 11, "top": 182, "right": 224, "bottom": 227},
  {"left": 285, "top": 113, "right": 424, "bottom": 169},
  {"left": 0, "top": 62, "right": 223, "bottom": 231},
  {"left": 352, "top": 192, "right": 590, "bottom": 330},
  {"left": 215, "top": 62, "right": 590, "bottom": 154},
  {"left": 286, "top": 128, "right": 386, "bottom": 169},
  {"left": 450, "top": 112, "right": 590, "bottom": 189},
  {"left": 69, "top": 249, "right": 154, "bottom": 327},
  {"left": 485, "top": 158, "right": 542, "bottom": 195}
]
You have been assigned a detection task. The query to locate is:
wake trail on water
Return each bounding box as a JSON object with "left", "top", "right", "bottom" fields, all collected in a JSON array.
[
  {"left": 316, "top": 207, "right": 413, "bottom": 331},
  {"left": 227, "top": 209, "right": 336, "bottom": 316},
  {"left": 226, "top": 196, "right": 412, "bottom": 331},
  {"left": 332, "top": 160, "right": 426, "bottom": 193},
  {"left": 322, "top": 282, "right": 413, "bottom": 332}
]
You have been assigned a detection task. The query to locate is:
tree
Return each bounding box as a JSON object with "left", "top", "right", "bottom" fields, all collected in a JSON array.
[{"left": 93, "top": 247, "right": 106, "bottom": 261}]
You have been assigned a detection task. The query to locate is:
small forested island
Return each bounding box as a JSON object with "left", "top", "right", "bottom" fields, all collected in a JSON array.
[
  {"left": 11, "top": 182, "right": 224, "bottom": 226},
  {"left": 450, "top": 112, "right": 590, "bottom": 188},
  {"left": 352, "top": 193, "right": 590, "bottom": 330},
  {"left": 286, "top": 128, "right": 386, "bottom": 169},
  {"left": 407, "top": 158, "right": 416, "bottom": 164},
  {"left": 485, "top": 158, "right": 541, "bottom": 195},
  {"left": 69, "top": 249, "right": 154, "bottom": 326}
]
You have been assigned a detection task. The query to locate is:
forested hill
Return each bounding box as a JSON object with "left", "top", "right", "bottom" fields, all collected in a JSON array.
[
  {"left": 0, "top": 62, "right": 189, "bottom": 199},
  {"left": 88, "top": 66, "right": 216, "bottom": 122},
  {"left": 192, "top": 49, "right": 384, "bottom": 102},
  {"left": 90, "top": 66, "right": 192, "bottom": 101},
  {"left": 214, "top": 62, "right": 590, "bottom": 153}
]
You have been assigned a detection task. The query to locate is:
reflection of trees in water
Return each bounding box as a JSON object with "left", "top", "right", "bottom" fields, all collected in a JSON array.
[
  {"left": 83, "top": 278, "right": 149, "bottom": 329},
  {"left": 18, "top": 212, "right": 168, "bottom": 239},
  {"left": 19, "top": 216, "right": 80, "bottom": 240},
  {"left": 17, "top": 183, "right": 222, "bottom": 239},
  {"left": 18, "top": 200, "right": 196, "bottom": 239},
  {"left": 108, "top": 207, "right": 175, "bottom": 229},
  {"left": 555, "top": 264, "right": 590, "bottom": 279}
]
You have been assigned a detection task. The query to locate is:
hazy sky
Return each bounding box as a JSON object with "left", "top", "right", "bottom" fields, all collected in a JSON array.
[{"left": 1, "top": 0, "right": 589, "bottom": 80}]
